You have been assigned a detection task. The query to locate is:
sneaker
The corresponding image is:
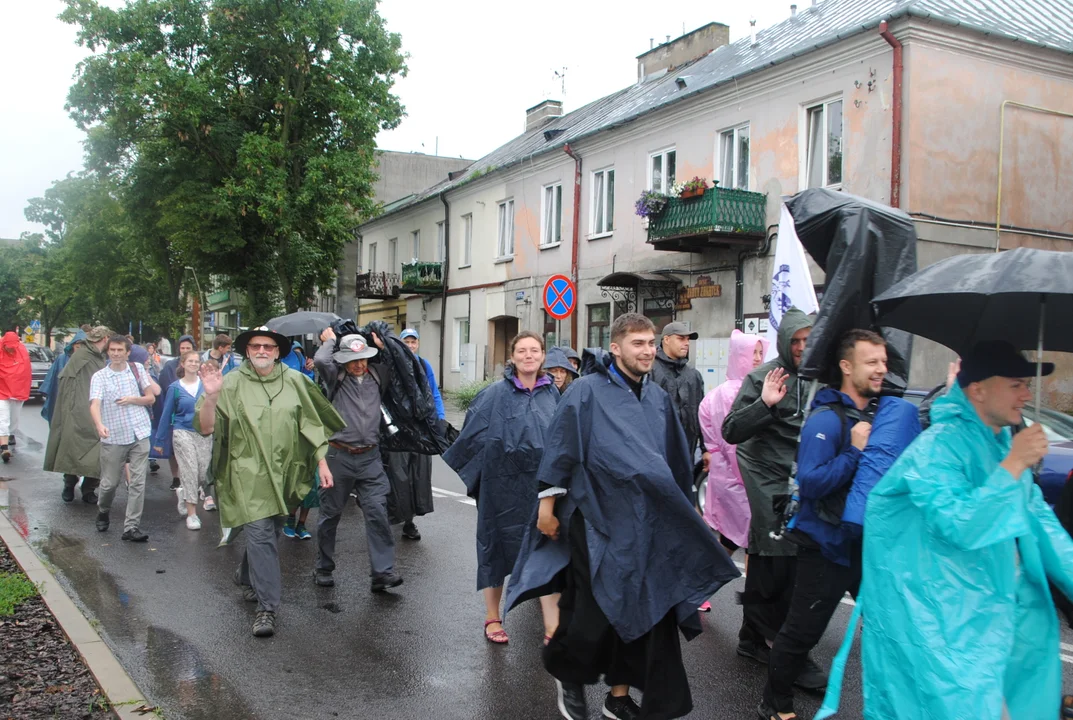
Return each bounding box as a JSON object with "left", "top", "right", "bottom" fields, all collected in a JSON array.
[
  {"left": 121, "top": 528, "right": 150, "bottom": 542},
  {"left": 233, "top": 568, "right": 257, "bottom": 602},
  {"left": 295, "top": 523, "right": 312, "bottom": 541},
  {"left": 282, "top": 518, "right": 297, "bottom": 539},
  {"left": 186, "top": 515, "right": 202, "bottom": 531},
  {"left": 555, "top": 679, "right": 588, "bottom": 720},
  {"left": 176, "top": 489, "right": 187, "bottom": 517},
  {"left": 203, "top": 496, "right": 217, "bottom": 512},
  {"left": 402, "top": 521, "right": 421, "bottom": 541},
  {"left": 794, "top": 655, "right": 828, "bottom": 692},
  {"left": 95, "top": 512, "right": 110, "bottom": 532},
  {"left": 62, "top": 481, "right": 76, "bottom": 503},
  {"left": 371, "top": 573, "right": 404, "bottom": 593},
  {"left": 170, "top": 477, "right": 181, "bottom": 490},
  {"left": 603, "top": 692, "right": 641, "bottom": 720},
  {"left": 252, "top": 610, "right": 276, "bottom": 638},
  {"left": 149, "top": 459, "right": 159, "bottom": 473},
  {"left": 737, "top": 639, "right": 771, "bottom": 665},
  {"left": 82, "top": 492, "right": 98, "bottom": 504},
  {"left": 699, "top": 601, "right": 712, "bottom": 612},
  {"left": 313, "top": 570, "right": 335, "bottom": 587}
]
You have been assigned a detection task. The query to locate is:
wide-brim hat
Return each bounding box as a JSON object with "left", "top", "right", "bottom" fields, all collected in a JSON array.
[
  {"left": 333, "top": 333, "right": 378, "bottom": 363},
  {"left": 235, "top": 326, "right": 291, "bottom": 358}
]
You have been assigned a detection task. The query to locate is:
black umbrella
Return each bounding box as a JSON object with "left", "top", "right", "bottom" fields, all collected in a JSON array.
[
  {"left": 265, "top": 311, "right": 340, "bottom": 337},
  {"left": 873, "top": 247, "right": 1073, "bottom": 415}
]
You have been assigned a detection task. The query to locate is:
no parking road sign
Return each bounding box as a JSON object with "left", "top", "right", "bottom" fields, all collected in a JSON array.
[{"left": 543, "top": 274, "right": 577, "bottom": 320}]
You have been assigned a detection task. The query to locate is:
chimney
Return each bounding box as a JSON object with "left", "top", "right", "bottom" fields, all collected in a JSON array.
[
  {"left": 636, "top": 22, "right": 730, "bottom": 81},
  {"left": 526, "top": 99, "right": 564, "bottom": 132},
  {"left": 750, "top": 18, "right": 757, "bottom": 46},
  {"left": 790, "top": 4, "right": 797, "bottom": 16}
]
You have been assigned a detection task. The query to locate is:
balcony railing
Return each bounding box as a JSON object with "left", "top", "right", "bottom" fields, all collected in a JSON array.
[
  {"left": 355, "top": 271, "right": 400, "bottom": 300},
  {"left": 647, "top": 187, "right": 767, "bottom": 250},
  {"left": 400, "top": 261, "right": 444, "bottom": 294}
]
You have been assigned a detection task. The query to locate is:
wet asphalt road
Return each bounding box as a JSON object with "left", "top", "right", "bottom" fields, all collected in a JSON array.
[{"left": 2, "top": 401, "right": 1072, "bottom": 720}]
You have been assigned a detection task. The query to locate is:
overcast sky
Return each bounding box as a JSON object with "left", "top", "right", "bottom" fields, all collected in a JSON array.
[{"left": 0, "top": 0, "right": 793, "bottom": 240}]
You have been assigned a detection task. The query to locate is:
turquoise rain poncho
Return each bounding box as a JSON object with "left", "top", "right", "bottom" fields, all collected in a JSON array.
[{"left": 817, "top": 383, "right": 1073, "bottom": 720}]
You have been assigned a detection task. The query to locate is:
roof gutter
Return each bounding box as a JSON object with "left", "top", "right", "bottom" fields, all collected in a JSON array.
[
  {"left": 563, "top": 143, "right": 582, "bottom": 349},
  {"left": 880, "top": 21, "right": 903, "bottom": 208}
]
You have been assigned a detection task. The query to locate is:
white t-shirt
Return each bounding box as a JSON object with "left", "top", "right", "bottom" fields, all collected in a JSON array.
[{"left": 180, "top": 377, "right": 201, "bottom": 397}]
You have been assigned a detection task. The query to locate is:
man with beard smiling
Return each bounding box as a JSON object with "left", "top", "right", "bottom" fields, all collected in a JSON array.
[
  {"left": 758, "top": 329, "right": 897, "bottom": 720},
  {"left": 195, "top": 326, "right": 344, "bottom": 638}
]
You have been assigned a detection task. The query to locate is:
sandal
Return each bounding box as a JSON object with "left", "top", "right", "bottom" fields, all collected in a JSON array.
[{"left": 484, "top": 619, "right": 509, "bottom": 644}]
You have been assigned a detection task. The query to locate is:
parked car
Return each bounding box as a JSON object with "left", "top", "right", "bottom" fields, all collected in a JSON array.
[{"left": 25, "top": 343, "right": 54, "bottom": 400}]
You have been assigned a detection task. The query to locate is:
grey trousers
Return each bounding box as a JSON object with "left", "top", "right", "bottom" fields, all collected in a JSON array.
[
  {"left": 98, "top": 438, "right": 150, "bottom": 532},
  {"left": 315, "top": 446, "right": 395, "bottom": 578},
  {"left": 238, "top": 516, "right": 284, "bottom": 613}
]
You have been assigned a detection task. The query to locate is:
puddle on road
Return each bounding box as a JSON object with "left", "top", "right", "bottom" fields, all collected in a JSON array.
[{"left": 0, "top": 480, "right": 257, "bottom": 720}]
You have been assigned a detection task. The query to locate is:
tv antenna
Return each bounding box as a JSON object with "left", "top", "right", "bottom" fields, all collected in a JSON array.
[{"left": 552, "top": 67, "right": 568, "bottom": 96}]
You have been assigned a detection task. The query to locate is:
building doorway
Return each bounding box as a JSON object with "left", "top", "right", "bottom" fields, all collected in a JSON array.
[{"left": 490, "top": 316, "right": 519, "bottom": 376}]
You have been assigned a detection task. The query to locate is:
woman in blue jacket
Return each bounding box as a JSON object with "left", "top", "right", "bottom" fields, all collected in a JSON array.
[{"left": 152, "top": 351, "right": 212, "bottom": 531}]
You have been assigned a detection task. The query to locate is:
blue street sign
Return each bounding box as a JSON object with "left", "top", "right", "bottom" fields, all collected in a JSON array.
[{"left": 543, "top": 274, "right": 577, "bottom": 320}]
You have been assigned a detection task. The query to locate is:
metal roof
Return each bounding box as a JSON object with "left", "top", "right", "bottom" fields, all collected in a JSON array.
[{"left": 362, "top": 0, "right": 1073, "bottom": 226}]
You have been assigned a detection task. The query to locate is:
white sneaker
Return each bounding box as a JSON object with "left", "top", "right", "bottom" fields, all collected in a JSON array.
[
  {"left": 176, "top": 489, "right": 186, "bottom": 517},
  {"left": 186, "top": 515, "right": 202, "bottom": 531}
]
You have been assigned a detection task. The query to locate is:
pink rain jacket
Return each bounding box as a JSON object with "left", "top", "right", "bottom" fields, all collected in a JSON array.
[{"left": 698, "top": 330, "right": 768, "bottom": 547}]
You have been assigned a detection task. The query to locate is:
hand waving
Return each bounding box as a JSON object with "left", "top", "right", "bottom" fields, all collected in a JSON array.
[
  {"left": 761, "top": 368, "right": 789, "bottom": 408},
  {"left": 200, "top": 362, "right": 224, "bottom": 396}
]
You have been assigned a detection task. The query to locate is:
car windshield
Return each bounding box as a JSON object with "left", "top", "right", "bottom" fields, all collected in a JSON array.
[
  {"left": 27, "top": 346, "right": 51, "bottom": 362},
  {"left": 1024, "top": 416, "right": 1073, "bottom": 444}
]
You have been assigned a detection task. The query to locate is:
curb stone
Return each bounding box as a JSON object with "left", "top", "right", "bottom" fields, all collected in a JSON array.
[{"left": 0, "top": 507, "right": 151, "bottom": 720}]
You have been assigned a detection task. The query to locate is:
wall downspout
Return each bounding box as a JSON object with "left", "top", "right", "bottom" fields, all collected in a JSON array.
[
  {"left": 880, "top": 20, "right": 903, "bottom": 209},
  {"left": 735, "top": 226, "right": 776, "bottom": 330},
  {"left": 563, "top": 144, "right": 582, "bottom": 348},
  {"left": 438, "top": 191, "right": 450, "bottom": 381}
]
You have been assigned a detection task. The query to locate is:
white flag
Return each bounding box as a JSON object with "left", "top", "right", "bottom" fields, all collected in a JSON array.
[{"left": 766, "top": 204, "right": 819, "bottom": 360}]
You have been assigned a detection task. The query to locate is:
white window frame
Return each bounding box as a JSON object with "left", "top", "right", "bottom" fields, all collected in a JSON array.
[
  {"left": 453, "top": 317, "right": 471, "bottom": 371},
  {"left": 590, "top": 167, "right": 615, "bottom": 237},
  {"left": 368, "top": 242, "right": 377, "bottom": 273},
  {"left": 436, "top": 221, "right": 445, "bottom": 262},
  {"left": 496, "top": 199, "right": 515, "bottom": 259},
  {"left": 540, "top": 183, "right": 563, "bottom": 248},
  {"left": 410, "top": 229, "right": 420, "bottom": 262},
  {"left": 803, "top": 97, "right": 844, "bottom": 190},
  {"left": 647, "top": 147, "right": 676, "bottom": 193},
  {"left": 460, "top": 214, "right": 473, "bottom": 268},
  {"left": 356, "top": 238, "right": 363, "bottom": 273},
  {"left": 388, "top": 238, "right": 397, "bottom": 274},
  {"left": 718, "top": 123, "right": 750, "bottom": 190}
]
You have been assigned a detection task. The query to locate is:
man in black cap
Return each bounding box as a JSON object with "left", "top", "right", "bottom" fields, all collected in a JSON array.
[{"left": 650, "top": 321, "right": 708, "bottom": 471}]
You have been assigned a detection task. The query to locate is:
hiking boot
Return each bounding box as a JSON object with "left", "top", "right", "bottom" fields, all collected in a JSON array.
[
  {"left": 737, "top": 638, "right": 771, "bottom": 664},
  {"left": 371, "top": 573, "right": 403, "bottom": 593},
  {"left": 95, "top": 512, "right": 110, "bottom": 532},
  {"left": 62, "top": 476, "right": 78, "bottom": 503},
  {"left": 1, "top": 447, "right": 10, "bottom": 463},
  {"left": 282, "top": 517, "right": 297, "bottom": 539},
  {"left": 295, "top": 523, "right": 312, "bottom": 541},
  {"left": 252, "top": 611, "right": 276, "bottom": 638},
  {"left": 555, "top": 679, "right": 587, "bottom": 720},
  {"left": 402, "top": 521, "right": 421, "bottom": 540},
  {"left": 233, "top": 567, "right": 257, "bottom": 602},
  {"left": 121, "top": 528, "right": 150, "bottom": 543},
  {"left": 794, "top": 655, "right": 828, "bottom": 692},
  {"left": 313, "top": 570, "right": 335, "bottom": 587},
  {"left": 82, "top": 492, "right": 98, "bottom": 504},
  {"left": 603, "top": 692, "right": 641, "bottom": 720},
  {"left": 149, "top": 459, "right": 159, "bottom": 473}
]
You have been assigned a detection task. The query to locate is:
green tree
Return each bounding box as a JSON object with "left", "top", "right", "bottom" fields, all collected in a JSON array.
[
  {"left": 62, "top": 0, "right": 407, "bottom": 317},
  {"left": 0, "top": 243, "right": 28, "bottom": 333}
]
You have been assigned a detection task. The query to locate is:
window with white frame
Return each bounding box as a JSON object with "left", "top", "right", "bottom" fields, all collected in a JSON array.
[
  {"left": 591, "top": 168, "right": 615, "bottom": 235},
  {"left": 805, "top": 98, "right": 843, "bottom": 189},
  {"left": 541, "top": 184, "right": 563, "bottom": 247},
  {"left": 453, "top": 317, "right": 471, "bottom": 370},
  {"left": 436, "top": 222, "right": 445, "bottom": 262},
  {"left": 356, "top": 239, "right": 363, "bottom": 272},
  {"left": 497, "top": 199, "right": 515, "bottom": 258},
  {"left": 369, "top": 242, "right": 377, "bottom": 273},
  {"left": 388, "top": 238, "right": 397, "bottom": 273},
  {"left": 460, "top": 214, "right": 473, "bottom": 267},
  {"left": 411, "top": 230, "right": 420, "bottom": 261},
  {"left": 719, "top": 124, "right": 750, "bottom": 190},
  {"left": 648, "top": 148, "right": 676, "bottom": 193}
]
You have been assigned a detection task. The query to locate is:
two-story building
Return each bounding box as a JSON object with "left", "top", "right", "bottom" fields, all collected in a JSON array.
[{"left": 354, "top": 0, "right": 1073, "bottom": 405}]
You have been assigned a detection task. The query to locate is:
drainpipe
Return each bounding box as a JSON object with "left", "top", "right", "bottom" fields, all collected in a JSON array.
[
  {"left": 563, "top": 144, "right": 582, "bottom": 348},
  {"left": 735, "top": 227, "right": 775, "bottom": 330},
  {"left": 880, "top": 21, "right": 903, "bottom": 208},
  {"left": 438, "top": 191, "right": 450, "bottom": 381}
]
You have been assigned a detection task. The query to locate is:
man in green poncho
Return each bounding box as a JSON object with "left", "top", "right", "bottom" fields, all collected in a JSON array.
[
  {"left": 44, "top": 325, "right": 111, "bottom": 503},
  {"left": 195, "top": 326, "right": 344, "bottom": 638}
]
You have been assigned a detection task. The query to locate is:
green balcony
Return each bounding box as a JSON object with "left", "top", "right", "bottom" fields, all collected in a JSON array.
[
  {"left": 400, "top": 261, "right": 444, "bottom": 294},
  {"left": 647, "top": 187, "right": 767, "bottom": 251}
]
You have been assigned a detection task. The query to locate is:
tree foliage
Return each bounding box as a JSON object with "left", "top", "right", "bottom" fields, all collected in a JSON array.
[{"left": 61, "top": 0, "right": 407, "bottom": 317}]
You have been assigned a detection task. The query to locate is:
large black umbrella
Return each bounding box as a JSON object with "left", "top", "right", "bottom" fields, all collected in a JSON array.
[
  {"left": 265, "top": 311, "right": 340, "bottom": 337},
  {"left": 873, "top": 247, "right": 1073, "bottom": 414}
]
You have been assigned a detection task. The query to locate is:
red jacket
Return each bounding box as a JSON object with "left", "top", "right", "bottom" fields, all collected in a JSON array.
[{"left": 0, "top": 332, "right": 31, "bottom": 401}]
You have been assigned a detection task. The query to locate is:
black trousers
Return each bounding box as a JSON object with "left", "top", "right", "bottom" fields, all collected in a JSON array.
[
  {"left": 739, "top": 554, "right": 797, "bottom": 644},
  {"left": 763, "top": 544, "right": 861, "bottom": 713},
  {"left": 544, "top": 511, "right": 692, "bottom": 720}
]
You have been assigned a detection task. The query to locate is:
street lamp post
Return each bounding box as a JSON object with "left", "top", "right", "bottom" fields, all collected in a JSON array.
[{"left": 184, "top": 266, "right": 208, "bottom": 351}]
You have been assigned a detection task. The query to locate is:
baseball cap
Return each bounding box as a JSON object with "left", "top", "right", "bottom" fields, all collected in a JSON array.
[
  {"left": 85, "top": 326, "right": 112, "bottom": 343},
  {"left": 661, "top": 321, "right": 698, "bottom": 340},
  {"left": 333, "top": 334, "right": 378, "bottom": 363},
  {"left": 957, "top": 340, "right": 1054, "bottom": 387},
  {"left": 400, "top": 329, "right": 419, "bottom": 340}
]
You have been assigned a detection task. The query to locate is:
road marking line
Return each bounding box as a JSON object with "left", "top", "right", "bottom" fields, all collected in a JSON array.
[{"left": 432, "top": 486, "right": 468, "bottom": 498}]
